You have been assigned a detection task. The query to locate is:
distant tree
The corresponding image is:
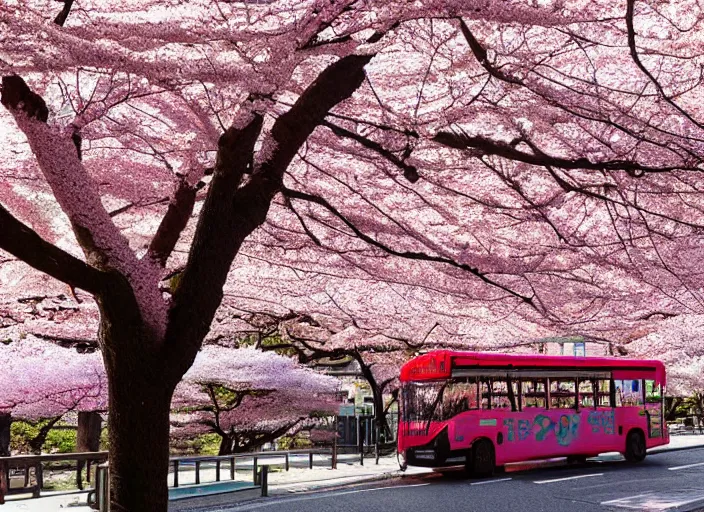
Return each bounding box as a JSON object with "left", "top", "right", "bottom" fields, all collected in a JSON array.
[
  {"left": 171, "top": 346, "right": 339, "bottom": 454},
  {"left": 0, "top": 338, "right": 106, "bottom": 454}
]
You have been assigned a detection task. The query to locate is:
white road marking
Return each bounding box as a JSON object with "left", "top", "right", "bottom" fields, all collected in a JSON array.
[
  {"left": 601, "top": 493, "right": 652, "bottom": 505},
  {"left": 471, "top": 477, "right": 512, "bottom": 485},
  {"left": 668, "top": 461, "right": 704, "bottom": 471},
  {"left": 601, "top": 491, "right": 704, "bottom": 511},
  {"left": 225, "top": 483, "right": 431, "bottom": 510},
  {"left": 534, "top": 473, "right": 603, "bottom": 484},
  {"left": 331, "top": 483, "right": 431, "bottom": 495}
]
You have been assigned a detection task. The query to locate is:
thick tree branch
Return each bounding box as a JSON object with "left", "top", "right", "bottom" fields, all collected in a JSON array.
[
  {"left": 53, "top": 0, "right": 75, "bottom": 27},
  {"left": 146, "top": 178, "right": 198, "bottom": 267},
  {"left": 164, "top": 116, "right": 263, "bottom": 375},
  {"left": 458, "top": 18, "right": 523, "bottom": 86},
  {"left": 0, "top": 203, "right": 108, "bottom": 294},
  {"left": 32, "top": 332, "right": 99, "bottom": 352},
  {"left": 166, "top": 54, "right": 374, "bottom": 374},
  {"left": 2, "top": 76, "right": 151, "bottom": 283},
  {"left": 433, "top": 129, "right": 693, "bottom": 175},
  {"left": 233, "top": 421, "right": 300, "bottom": 453}
]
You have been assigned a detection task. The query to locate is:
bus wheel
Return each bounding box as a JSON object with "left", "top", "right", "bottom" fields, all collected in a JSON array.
[
  {"left": 469, "top": 440, "right": 495, "bottom": 478},
  {"left": 624, "top": 430, "right": 646, "bottom": 462}
]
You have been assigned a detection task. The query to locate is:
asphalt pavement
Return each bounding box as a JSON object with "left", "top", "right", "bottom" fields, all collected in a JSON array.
[{"left": 216, "top": 447, "right": 704, "bottom": 512}]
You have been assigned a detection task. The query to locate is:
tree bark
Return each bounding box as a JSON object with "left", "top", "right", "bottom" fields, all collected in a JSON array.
[
  {"left": 106, "top": 364, "right": 176, "bottom": 512},
  {"left": 98, "top": 278, "right": 183, "bottom": 512},
  {"left": 77, "top": 411, "right": 102, "bottom": 452},
  {"left": 218, "top": 434, "right": 234, "bottom": 456},
  {"left": 0, "top": 413, "right": 10, "bottom": 457},
  {"left": 76, "top": 411, "right": 102, "bottom": 488}
]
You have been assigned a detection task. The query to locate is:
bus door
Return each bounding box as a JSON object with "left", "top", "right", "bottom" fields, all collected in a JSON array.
[{"left": 644, "top": 379, "right": 664, "bottom": 438}]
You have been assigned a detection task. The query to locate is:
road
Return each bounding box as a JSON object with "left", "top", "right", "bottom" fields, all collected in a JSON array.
[{"left": 218, "top": 447, "right": 704, "bottom": 512}]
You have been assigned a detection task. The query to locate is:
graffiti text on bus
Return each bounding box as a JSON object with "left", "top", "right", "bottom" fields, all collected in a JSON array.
[{"left": 503, "top": 414, "right": 580, "bottom": 446}]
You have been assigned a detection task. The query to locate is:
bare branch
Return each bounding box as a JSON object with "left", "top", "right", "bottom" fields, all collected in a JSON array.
[
  {"left": 625, "top": 0, "right": 704, "bottom": 130},
  {"left": 320, "top": 119, "right": 419, "bottom": 182},
  {"left": 281, "top": 187, "right": 537, "bottom": 308},
  {"left": 433, "top": 129, "right": 694, "bottom": 175}
]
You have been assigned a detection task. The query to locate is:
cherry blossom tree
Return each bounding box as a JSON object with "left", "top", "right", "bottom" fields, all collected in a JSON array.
[
  {"left": 171, "top": 346, "right": 340, "bottom": 454},
  {"left": 0, "top": 337, "right": 107, "bottom": 455},
  {"left": 4, "top": 0, "right": 704, "bottom": 509}
]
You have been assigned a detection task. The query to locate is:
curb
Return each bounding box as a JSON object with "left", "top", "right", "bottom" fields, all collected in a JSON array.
[{"left": 269, "top": 469, "right": 427, "bottom": 495}]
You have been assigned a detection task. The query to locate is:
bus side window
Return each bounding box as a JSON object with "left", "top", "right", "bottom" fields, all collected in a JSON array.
[
  {"left": 492, "top": 379, "right": 511, "bottom": 409},
  {"left": 550, "top": 379, "right": 576, "bottom": 409},
  {"left": 521, "top": 379, "right": 546, "bottom": 409},
  {"left": 579, "top": 379, "right": 595, "bottom": 409},
  {"left": 480, "top": 379, "right": 491, "bottom": 410},
  {"left": 614, "top": 379, "right": 643, "bottom": 407},
  {"left": 614, "top": 380, "right": 623, "bottom": 407},
  {"left": 596, "top": 379, "right": 611, "bottom": 407},
  {"left": 645, "top": 380, "right": 661, "bottom": 403}
]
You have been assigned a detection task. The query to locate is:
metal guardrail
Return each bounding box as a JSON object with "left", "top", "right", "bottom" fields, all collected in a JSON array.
[
  {"left": 0, "top": 447, "right": 337, "bottom": 509},
  {"left": 169, "top": 448, "right": 335, "bottom": 488}
]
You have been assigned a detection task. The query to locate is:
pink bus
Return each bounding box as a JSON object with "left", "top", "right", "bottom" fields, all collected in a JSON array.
[{"left": 398, "top": 351, "right": 668, "bottom": 476}]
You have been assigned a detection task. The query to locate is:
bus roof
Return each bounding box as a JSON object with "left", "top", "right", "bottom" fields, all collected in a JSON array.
[{"left": 399, "top": 350, "right": 666, "bottom": 384}]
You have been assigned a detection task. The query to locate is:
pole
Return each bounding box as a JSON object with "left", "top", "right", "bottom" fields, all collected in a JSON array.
[
  {"left": 358, "top": 416, "right": 363, "bottom": 466},
  {"left": 332, "top": 431, "right": 337, "bottom": 470},
  {"left": 375, "top": 418, "right": 380, "bottom": 465},
  {"left": 0, "top": 460, "right": 7, "bottom": 505},
  {"left": 260, "top": 465, "right": 268, "bottom": 497}
]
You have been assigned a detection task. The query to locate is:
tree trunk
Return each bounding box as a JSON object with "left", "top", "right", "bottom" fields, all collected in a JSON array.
[
  {"left": 694, "top": 392, "right": 704, "bottom": 434},
  {"left": 76, "top": 411, "right": 102, "bottom": 489},
  {"left": 218, "top": 434, "right": 234, "bottom": 456},
  {"left": 98, "top": 285, "right": 183, "bottom": 512},
  {"left": 369, "top": 384, "right": 389, "bottom": 465},
  {"left": 665, "top": 397, "right": 683, "bottom": 421},
  {"left": 107, "top": 368, "right": 175, "bottom": 512},
  {"left": 77, "top": 411, "right": 102, "bottom": 452},
  {"left": 0, "top": 413, "right": 10, "bottom": 457},
  {"left": 27, "top": 416, "right": 62, "bottom": 455}
]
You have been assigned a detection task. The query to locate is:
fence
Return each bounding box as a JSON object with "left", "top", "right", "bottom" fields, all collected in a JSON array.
[{"left": 0, "top": 451, "right": 108, "bottom": 502}]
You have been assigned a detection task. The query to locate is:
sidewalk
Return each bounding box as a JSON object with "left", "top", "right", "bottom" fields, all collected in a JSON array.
[{"left": 2, "top": 436, "right": 703, "bottom": 511}]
